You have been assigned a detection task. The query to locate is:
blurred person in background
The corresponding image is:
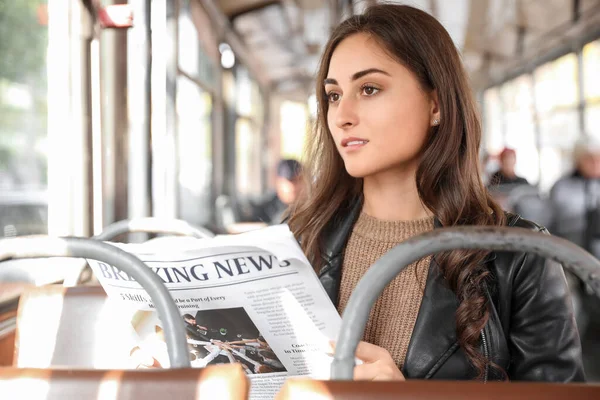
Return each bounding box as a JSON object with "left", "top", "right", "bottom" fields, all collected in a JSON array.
[
  {"left": 550, "top": 135, "right": 600, "bottom": 381},
  {"left": 251, "top": 159, "right": 304, "bottom": 225},
  {"left": 550, "top": 136, "right": 600, "bottom": 257},
  {"left": 489, "top": 148, "right": 529, "bottom": 186}
]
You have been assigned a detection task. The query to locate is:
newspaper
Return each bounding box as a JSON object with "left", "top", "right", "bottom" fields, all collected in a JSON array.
[{"left": 87, "top": 225, "right": 343, "bottom": 400}]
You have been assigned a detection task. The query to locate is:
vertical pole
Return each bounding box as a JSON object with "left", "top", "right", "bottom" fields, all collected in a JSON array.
[
  {"left": 127, "top": 0, "right": 152, "bottom": 240},
  {"left": 99, "top": 0, "right": 129, "bottom": 227},
  {"left": 151, "top": 0, "right": 178, "bottom": 219},
  {"left": 576, "top": 48, "right": 586, "bottom": 136},
  {"left": 530, "top": 71, "right": 543, "bottom": 189}
]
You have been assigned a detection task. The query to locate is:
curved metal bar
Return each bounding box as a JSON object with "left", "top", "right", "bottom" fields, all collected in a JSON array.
[
  {"left": 94, "top": 217, "right": 215, "bottom": 241},
  {"left": 331, "top": 226, "right": 600, "bottom": 380},
  {"left": 0, "top": 236, "right": 191, "bottom": 368}
]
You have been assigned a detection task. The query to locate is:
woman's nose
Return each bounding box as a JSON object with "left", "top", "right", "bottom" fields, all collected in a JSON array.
[{"left": 334, "top": 97, "right": 359, "bottom": 129}]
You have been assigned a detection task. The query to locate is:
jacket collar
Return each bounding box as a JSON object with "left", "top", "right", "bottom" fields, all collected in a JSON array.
[
  {"left": 320, "top": 198, "right": 362, "bottom": 262},
  {"left": 320, "top": 197, "right": 496, "bottom": 260}
]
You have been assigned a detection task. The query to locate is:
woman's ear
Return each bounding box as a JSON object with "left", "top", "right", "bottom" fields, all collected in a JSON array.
[{"left": 430, "top": 89, "right": 440, "bottom": 127}]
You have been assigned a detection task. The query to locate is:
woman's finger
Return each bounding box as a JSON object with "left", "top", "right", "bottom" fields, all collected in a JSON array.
[
  {"left": 354, "top": 341, "right": 393, "bottom": 363},
  {"left": 354, "top": 361, "right": 406, "bottom": 381},
  {"left": 353, "top": 362, "right": 380, "bottom": 380}
]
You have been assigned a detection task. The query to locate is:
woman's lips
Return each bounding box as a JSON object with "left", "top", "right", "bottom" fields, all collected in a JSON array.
[{"left": 341, "top": 137, "right": 369, "bottom": 151}]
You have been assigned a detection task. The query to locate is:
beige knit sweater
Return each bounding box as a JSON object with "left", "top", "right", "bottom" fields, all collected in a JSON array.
[{"left": 337, "top": 212, "right": 434, "bottom": 368}]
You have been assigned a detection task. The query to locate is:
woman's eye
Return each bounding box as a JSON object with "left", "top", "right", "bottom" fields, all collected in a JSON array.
[
  {"left": 327, "top": 92, "right": 340, "bottom": 103},
  {"left": 362, "top": 86, "right": 380, "bottom": 96}
]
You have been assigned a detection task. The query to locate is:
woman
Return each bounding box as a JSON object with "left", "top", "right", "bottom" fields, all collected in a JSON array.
[{"left": 288, "top": 4, "right": 583, "bottom": 382}]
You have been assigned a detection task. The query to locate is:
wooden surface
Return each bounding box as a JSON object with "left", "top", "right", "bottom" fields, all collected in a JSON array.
[
  {"left": 277, "top": 379, "right": 600, "bottom": 400},
  {"left": 0, "top": 364, "right": 249, "bottom": 399}
]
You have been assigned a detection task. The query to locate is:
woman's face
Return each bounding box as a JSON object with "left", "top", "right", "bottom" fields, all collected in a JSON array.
[{"left": 325, "top": 33, "right": 439, "bottom": 178}]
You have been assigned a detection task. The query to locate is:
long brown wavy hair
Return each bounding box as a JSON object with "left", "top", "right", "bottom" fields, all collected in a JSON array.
[{"left": 287, "top": 4, "right": 506, "bottom": 379}]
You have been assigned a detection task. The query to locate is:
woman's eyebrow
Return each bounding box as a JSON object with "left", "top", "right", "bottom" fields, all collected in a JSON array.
[
  {"left": 351, "top": 68, "right": 390, "bottom": 80},
  {"left": 324, "top": 68, "right": 391, "bottom": 86}
]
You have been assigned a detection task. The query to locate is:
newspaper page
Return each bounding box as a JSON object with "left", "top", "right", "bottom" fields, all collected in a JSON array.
[{"left": 87, "top": 225, "right": 343, "bottom": 400}]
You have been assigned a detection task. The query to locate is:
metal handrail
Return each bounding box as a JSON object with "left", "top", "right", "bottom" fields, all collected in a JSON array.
[
  {"left": 331, "top": 226, "right": 600, "bottom": 380},
  {"left": 94, "top": 217, "right": 215, "bottom": 241},
  {"left": 0, "top": 236, "right": 191, "bottom": 368}
]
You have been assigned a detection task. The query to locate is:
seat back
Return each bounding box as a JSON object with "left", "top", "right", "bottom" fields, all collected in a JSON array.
[
  {"left": 0, "top": 282, "right": 34, "bottom": 366},
  {"left": 14, "top": 285, "right": 140, "bottom": 369},
  {"left": 0, "top": 311, "right": 17, "bottom": 366},
  {"left": 277, "top": 379, "right": 600, "bottom": 400},
  {"left": 93, "top": 217, "right": 214, "bottom": 242},
  {"left": 508, "top": 190, "right": 553, "bottom": 228},
  {"left": 0, "top": 364, "right": 249, "bottom": 400}
]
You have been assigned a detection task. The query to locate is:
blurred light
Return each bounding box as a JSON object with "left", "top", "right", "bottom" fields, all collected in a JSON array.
[
  {"left": 3, "top": 83, "right": 33, "bottom": 109},
  {"left": 16, "top": 291, "right": 64, "bottom": 367},
  {"left": 308, "top": 94, "right": 317, "bottom": 118},
  {"left": 221, "top": 50, "right": 235, "bottom": 69},
  {"left": 93, "top": 299, "right": 142, "bottom": 369},
  {"left": 219, "top": 43, "right": 235, "bottom": 69},
  {"left": 2, "top": 377, "right": 50, "bottom": 399},
  {"left": 218, "top": 43, "right": 231, "bottom": 53},
  {"left": 97, "top": 371, "right": 122, "bottom": 400},
  {"left": 280, "top": 101, "right": 308, "bottom": 160},
  {"left": 197, "top": 376, "right": 233, "bottom": 398},
  {"left": 178, "top": 11, "right": 198, "bottom": 75},
  {"left": 99, "top": 5, "right": 134, "bottom": 29}
]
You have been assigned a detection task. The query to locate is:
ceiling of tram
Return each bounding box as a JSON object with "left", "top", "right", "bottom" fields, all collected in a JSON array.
[{"left": 213, "top": 0, "right": 600, "bottom": 94}]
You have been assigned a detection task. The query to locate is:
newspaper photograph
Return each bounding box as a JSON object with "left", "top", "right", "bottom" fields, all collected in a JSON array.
[{"left": 87, "top": 225, "right": 343, "bottom": 400}]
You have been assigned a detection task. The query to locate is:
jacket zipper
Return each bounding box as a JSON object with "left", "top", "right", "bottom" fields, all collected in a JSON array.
[
  {"left": 481, "top": 329, "right": 489, "bottom": 383},
  {"left": 319, "top": 261, "right": 333, "bottom": 277}
]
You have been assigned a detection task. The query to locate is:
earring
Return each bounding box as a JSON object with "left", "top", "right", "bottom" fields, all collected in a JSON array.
[{"left": 432, "top": 118, "right": 440, "bottom": 126}]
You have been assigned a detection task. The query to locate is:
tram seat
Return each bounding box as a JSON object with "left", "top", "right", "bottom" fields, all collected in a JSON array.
[
  {"left": 0, "top": 311, "right": 17, "bottom": 366},
  {"left": 14, "top": 285, "right": 138, "bottom": 369},
  {"left": 509, "top": 191, "right": 553, "bottom": 229},
  {"left": 276, "top": 379, "right": 600, "bottom": 400},
  {"left": 1, "top": 282, "right": 35, "bottom": 366},
  {"left": 0, "top": 364, "right": 249, "bottom": 400}
]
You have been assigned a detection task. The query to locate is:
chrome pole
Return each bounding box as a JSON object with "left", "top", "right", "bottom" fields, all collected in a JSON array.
[{"left": 0, "top": 236, "right": 191, "bottom": 368}]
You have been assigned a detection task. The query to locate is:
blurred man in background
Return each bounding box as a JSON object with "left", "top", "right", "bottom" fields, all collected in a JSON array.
[
  {"left": 550, "top": 136, "right": 600, "bottom": 257},
  {"left": 550, "top": 135, "right": 600, "bottom": 381},
  {"left": 251, "top": 159, "right": 304, "bottom": 225},
  {"left": 489, "top": 148, "right": 529, "bottom": 186}
]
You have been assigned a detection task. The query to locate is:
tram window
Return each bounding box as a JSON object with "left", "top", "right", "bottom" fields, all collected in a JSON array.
[
  {"left": 539, "top": 146, "right": 569, "bottom": 194},
  {"left": 235, "top": 118, "right": 262, "bottom": 197},
  {"left": 534, "top": 53, "right": 579, "bottom": 191},
  {"left": 483, "top": 88, "right": 504, "bottom": 154},
  {"left": 583, "top": 40, "right": 600, "bottom": 103},
  {"left": 502, "top": 76, "right": 539, "bottom": 185},
  {"left": 534, "top": 53, "right": 579, "bottom": 113},
  {"left": 583, "top": 40, "right": 600, "bottom": 139},
  {"left": 280, "top": 101, "right": 308, "bottom": 161},
  {"left": 0, "top": 192, "right": 48, "bottom": 238},
  {"left": 587, "top": 105, "right": 600, "bottom": 140},
  {"left": 235, "top": 67, "right": 264, "bottom": 197},
  {"left": 176, "top": 76, "right": 213, "bottom": 226},
  {"left": 0, "top": 1, "right": 49, "bottom": 237}
]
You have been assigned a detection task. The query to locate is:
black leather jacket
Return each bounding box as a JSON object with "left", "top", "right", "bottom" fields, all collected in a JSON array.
[{"left": 318, "top": 200, "right": 585, "bottom": 382}]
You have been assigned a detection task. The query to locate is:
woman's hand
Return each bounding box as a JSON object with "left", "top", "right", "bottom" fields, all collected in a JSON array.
[
  {"left": 331, "top": 341, "right": 405, "bottom": 381},
  {"left": 354, "top": 341, "right": 405, "bottom": 381}
]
